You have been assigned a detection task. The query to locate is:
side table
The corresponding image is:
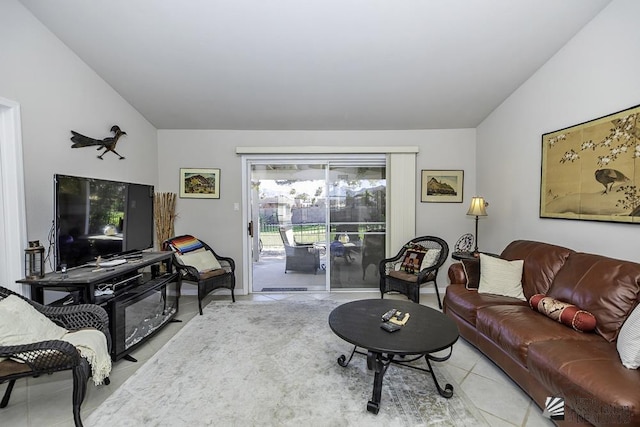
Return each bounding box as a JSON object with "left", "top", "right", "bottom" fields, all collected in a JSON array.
[{"left": 451, "top": 251, "right": 499, "bottom": 261}]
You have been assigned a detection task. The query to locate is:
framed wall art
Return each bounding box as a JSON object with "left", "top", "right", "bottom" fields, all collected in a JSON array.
[
  {"left": 540, "top": 104, "right": 640, "bottom": 223},
  {"left": 421, "top": 170, "right": 463, "bottom": 203},
  {"left": 180, "top": 168, "right": 220, "bottom": 199}
]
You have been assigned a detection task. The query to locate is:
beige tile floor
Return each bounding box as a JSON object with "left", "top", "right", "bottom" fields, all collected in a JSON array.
[{"left": 1, "top": 290, "right": 553, "bottom": 426}]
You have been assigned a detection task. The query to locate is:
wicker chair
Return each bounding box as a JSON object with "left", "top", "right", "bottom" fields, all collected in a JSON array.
[
  {"left": 378, "top": 236, "right": 449, "bottom": 309},
  {"left": 163, "top": 235, "right": 236, "bottom": 315},
  {"left": 279, "top": 226, "right": 320, "bottom": 274},
  {"left": 361, "top": 232, "right": 385, "bottom": 280},
  {"left": 0, "top": 286, "right": 111, "bottom": 427}
]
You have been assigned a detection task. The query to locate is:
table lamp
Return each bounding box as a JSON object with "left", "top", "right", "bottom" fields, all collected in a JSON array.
[{"left": 466, "top": 197, "right": 488, "bottom": 254}]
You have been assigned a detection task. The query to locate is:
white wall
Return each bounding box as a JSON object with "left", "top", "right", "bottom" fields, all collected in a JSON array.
[
  {"left": 158, "top": 129, "right": 476, "bottom": 290},
  {"left": 477, "top": 0, "right": 640, "bottom": 260},
  {"left": 0, "top": 0, "right": 158, "bottom": 275}
]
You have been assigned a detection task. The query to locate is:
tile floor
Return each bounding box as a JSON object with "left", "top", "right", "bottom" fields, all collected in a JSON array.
[{"left": 1, "top": 290, "right": 553, "bottom": 426}]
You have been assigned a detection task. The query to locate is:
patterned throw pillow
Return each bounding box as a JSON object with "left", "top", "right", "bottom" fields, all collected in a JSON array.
[
  {"left": 529, "top": 294, "right": 597, "bottom": 332},
  {"left": 401, "top": 249, "right": 427, "bottom": 274}
]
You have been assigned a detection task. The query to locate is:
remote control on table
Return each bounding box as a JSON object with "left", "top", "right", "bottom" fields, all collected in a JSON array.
[
  {"left": 381, "top": 308, "right": 397, "bottom": 322},
  {"left": 380, "top": 322, "right": 402, "bottom": 332}
]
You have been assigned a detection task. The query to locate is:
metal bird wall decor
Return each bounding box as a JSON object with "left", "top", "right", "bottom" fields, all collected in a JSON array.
[{"left": 70, "top": 125, "right": 127, "bottom": 159}]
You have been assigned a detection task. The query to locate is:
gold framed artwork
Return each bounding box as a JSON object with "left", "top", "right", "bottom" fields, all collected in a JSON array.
[
  {"left": 421, "top": 170, "right": 463, "bottom": 203},
  {"left": 540, "top": 104, "right": 640, "bottom": 223},
  {"left": 180, "top": 168, "right": 220, "bottom": 199}
]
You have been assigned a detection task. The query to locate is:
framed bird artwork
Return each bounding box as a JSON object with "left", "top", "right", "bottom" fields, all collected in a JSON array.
[
  {"left": 70, "top": 125, "right": 127, "bottom": 159},
  {"left": 540, "top": 103, "right": 640, "bottom": 223}
]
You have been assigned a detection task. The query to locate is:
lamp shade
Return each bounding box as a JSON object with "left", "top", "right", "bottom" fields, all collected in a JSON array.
[{"left": 467, "top": 197, "right": 488, "bottom": 216}]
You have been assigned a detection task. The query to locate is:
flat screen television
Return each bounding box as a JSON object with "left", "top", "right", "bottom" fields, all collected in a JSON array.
[{"left": 54, "top": 174, "right": 155, "bottom": 270}]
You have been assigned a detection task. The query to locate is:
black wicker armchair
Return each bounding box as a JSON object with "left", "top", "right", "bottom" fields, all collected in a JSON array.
[
  {"left": 379, "top": 236, "right": 449, "bottom": 309},
  {"left": 163, "top": 235, "right": 236, "bottom": 315},
  {"left": 0, "top": 286, "right": 110, "bottom": 427}
]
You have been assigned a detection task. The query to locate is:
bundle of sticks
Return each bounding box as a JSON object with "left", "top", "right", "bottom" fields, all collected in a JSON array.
[{"left": 154, "top": 192, "right": 177, "bottom": 250}]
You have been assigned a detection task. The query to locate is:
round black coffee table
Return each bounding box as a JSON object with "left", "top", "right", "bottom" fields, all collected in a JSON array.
[{"left": 328, "top": 299, "right": 459, "bottom": 414}]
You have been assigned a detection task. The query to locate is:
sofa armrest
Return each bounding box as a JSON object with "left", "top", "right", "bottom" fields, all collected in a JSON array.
[{"left": 448, "top": 262, "right": 467, "bottom": 285}]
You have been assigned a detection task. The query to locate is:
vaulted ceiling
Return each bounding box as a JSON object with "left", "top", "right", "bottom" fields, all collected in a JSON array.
[{"left": 19, "top": 0, "right": 612, "bottom": 130}]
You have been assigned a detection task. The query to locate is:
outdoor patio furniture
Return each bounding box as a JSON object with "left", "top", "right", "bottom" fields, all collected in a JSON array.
[
  {"left": 361, "top": 232, "right": 385, "bottom": 280},
  {"left": 279, "top": 226, "right": 320, "bottom": 274}
]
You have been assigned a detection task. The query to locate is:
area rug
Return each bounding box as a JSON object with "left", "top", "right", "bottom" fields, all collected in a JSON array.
[{"left": 86, "top": 300, "right": 486, "bottom": 426}]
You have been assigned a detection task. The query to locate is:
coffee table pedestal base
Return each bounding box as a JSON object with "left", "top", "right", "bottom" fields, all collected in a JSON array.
[{"left": 337, "top": 346, "right": 454, "bottom": 414}]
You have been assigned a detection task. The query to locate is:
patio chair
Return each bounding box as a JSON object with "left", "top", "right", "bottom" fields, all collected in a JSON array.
[
  {"left": 378, "top": 236, "right": 449, "bottom": 309},
  {"left": 0, "top": 286, "right": 111, "bottom": 427},
  {"left": 163, "top": 235, "right": 236, "bottom": 315},
  {"left": 279, "top": 226, "right": 320, "bottom": 274},
  {"left": 361, "top": 232, "right": 385, "bottom": 280}
]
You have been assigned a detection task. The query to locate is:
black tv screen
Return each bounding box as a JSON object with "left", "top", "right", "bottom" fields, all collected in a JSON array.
[{"left": 54, "top": 174, "right": 154, "bottom": 270}]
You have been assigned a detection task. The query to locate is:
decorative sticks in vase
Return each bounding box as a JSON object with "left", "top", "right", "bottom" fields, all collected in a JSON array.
[{"left": 154, "top": 192, "right": 177, "bottom": 250}]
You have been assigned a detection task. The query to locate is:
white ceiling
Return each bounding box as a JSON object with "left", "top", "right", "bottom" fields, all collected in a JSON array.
[{"left": 19, "top": 0, "right": 612, "bottom": 130}]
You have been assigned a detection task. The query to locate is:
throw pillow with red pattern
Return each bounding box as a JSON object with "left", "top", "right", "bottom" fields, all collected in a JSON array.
[{"left": 530, "top": 294, "right": 597, "bottom": 332}]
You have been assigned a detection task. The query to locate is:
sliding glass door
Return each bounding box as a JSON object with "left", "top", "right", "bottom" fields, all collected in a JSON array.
[
  {"left": 327, "top": 164, "right": 386, "bottom": 289},
  {"left": 249, "top": 162, "right": 327, "bottom": 293},
  {"left": 247, "top": 156, "right": 386, "bottom": 293}
]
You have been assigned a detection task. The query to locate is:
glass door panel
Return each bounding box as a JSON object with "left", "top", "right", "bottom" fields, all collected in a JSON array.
[
  {"left": 250, "top": 163, "right": 327, "bottom": 293},
  {"left": 328, "top": 164, "right": 386, "bottom": 289}
]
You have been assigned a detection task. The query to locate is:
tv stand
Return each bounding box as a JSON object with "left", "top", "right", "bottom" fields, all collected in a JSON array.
[{"left": 17, "top": 252, "right": 181, "bottom": 361}]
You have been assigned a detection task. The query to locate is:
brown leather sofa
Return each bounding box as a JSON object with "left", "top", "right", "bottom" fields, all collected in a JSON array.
[{"left": 444, "top": 240, "right": 640, "bottom": 426}]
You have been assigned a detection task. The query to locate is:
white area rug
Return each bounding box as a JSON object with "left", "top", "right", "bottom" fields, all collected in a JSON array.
[{"left": 87, "top": 300, "right": 485, "bottom": 426}]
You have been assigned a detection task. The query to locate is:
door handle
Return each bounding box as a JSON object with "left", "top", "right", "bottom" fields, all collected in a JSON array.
[{"left": 248, "top": 221, "right": 253, "bottom": 237}]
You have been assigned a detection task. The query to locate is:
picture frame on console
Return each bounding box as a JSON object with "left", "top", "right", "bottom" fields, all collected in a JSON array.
[
  {"left": 180, "top": 168, "right": 221, "bottom": 199},
  {"left": 421, "top": 169, "right": 464, "bottom": 203},
  {"left": 540, "top": 104, "right": 640, "bottom": 223}
]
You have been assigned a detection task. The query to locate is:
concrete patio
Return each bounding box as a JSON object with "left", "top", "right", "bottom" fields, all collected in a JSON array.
[{"left": 251, "top": 247, "right": 380, "bottom": 292}]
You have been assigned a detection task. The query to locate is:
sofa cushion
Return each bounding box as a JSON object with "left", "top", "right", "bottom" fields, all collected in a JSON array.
[
  {"left": 548, "top": 252, "right": 640, "bottom": 342},
  {"left": 478, "top": 254, "right": 526, "bottom": 301},
  {"left": 444, "top": 283, "right": 527, "bottom": 327},
  {"left": 461, "top": 258, "right": 480, "bottom": 289},
  {"left": 176, "top": 248, "right": 222, "bottom": 272},
  {"left": 529, "top": 294, "right": 597, "bottom": 332},
  {"left": 500, "top": 240, "right": 574, "bottom": 299},
  {"left": 617, "top": 303, "right": 640, "bottom": 369},
  {"left": 476, "top": 305, "right": 601, "bottom": 366},
  {"left": 528, "top": 339, "right": 640, "bottom": 425}
]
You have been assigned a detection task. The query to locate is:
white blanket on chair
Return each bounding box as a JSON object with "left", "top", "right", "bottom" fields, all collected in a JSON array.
[
  {"left": 0, "top": 295, "right": 111, "bottom": 385},
  {"left": 62, "top": 329, "right": 112, "bottom": 386}
]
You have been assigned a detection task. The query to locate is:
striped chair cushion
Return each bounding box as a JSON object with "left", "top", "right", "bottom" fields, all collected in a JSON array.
[{"left": 169, "top": 235, "right": 204, "bottom": 254}]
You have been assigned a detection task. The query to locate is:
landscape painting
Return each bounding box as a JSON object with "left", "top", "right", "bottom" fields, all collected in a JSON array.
[
  {"left": 180, "top": 168, "right": 220, "bottom": 199},
  {"left": 421, "top": 170, "right": 463, "bottom": 203},
  {"left": 540, "top": 104, "right": 640, "bottom": 223}
]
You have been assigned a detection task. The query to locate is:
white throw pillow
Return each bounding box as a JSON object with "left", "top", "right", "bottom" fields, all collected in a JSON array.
[
  {"left": 176, "top": 248, "right": 222, "bottom": 272},
  {"left": 617, "top": 303, "right": 640, "bottom": 369},
  {"left": 477, "top": 254, "right": 526, "bottom": 301},
  {"left": 0, "top": 295, "right": 68, "bottom": 349},
  {"left": 421, "top": 249, "right": 441, "bottom": 270}
]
